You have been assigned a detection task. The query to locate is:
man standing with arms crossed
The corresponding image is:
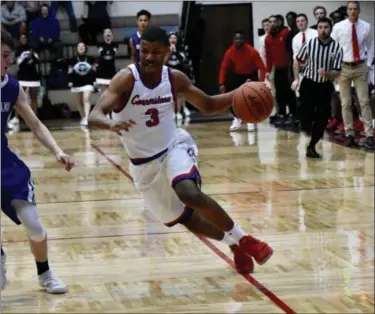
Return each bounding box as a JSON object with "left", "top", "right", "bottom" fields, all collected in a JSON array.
[{"left": 331, "top": 1, "right": 374, "bottom": 148}]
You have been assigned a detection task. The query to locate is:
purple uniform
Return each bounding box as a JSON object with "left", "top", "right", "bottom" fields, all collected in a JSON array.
[
  {"left": 1, "top": 75, "right": 35, "bottom": 225},
  {"left": 131, "top": 31, "right": 141, "bottom": 64}
]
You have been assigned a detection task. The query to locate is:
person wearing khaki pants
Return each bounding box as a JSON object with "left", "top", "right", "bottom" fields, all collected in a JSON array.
[
  {"left": 339, "top": 62, "right": 372, "bottom": 139},
  {"left": 331, "top": 1, "right": 374, "bottom": 148}
]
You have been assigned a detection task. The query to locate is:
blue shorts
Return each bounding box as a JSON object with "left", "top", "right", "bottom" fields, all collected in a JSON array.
[{"left": 1, "top": 179, "right": 36, "bottom": 225}]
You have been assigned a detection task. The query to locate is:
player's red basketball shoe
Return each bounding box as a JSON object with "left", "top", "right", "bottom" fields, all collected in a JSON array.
[
  {"left": 238, "top": 236, "right": 273, "bottom": 265},
  {"left": 230, "top": 244, "right": 254, "bottom": 273}
]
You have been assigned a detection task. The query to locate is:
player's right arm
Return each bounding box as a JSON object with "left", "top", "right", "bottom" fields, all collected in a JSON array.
[
  {"left": 88, "top": 68, "right": 136, "bottom": 132},
  {"left": 15, "top": 85, "right": 74, "bottom": 171}
]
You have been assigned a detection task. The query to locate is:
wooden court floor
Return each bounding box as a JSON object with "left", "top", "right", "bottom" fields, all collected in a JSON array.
[{"left": 1, "top": 121, "right": 374, "bottom": 313}]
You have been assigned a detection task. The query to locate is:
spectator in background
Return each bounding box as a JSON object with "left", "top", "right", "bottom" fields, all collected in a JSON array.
[
  {"left": 292, "top": 14, "right": 317, "bottom": 59},
  {"left": 7, "top": 33, "right": 41, "bottom": 131},
  {"left": 130, "top": 10, "right": 152, "bottom": 64},
  {"left": 292, "top": 14, "right": 317, "bottom": 100},
  {"left": 50, "top": 1, "right": 77, "bottom": 33},
  {"left": 330, "top": 10, "right": 345, "bottom": 25},
  {"left": 166, "top": 32, "right": 191, "bottom": 121},
  {"left": 286, "top": 12, "right": 298, "bottom": 55},
  {"left": 259, "top": 18, "right": 270, "bottom": 64},
  {"left": 219, "top": 30, "right": 266, "bottom": 132},
  {"left": 265, "top": 15, "right": 297, "bottom": 126},
  {"left": 68, "top": 42, "right": 96, "bottom": 127},
  {"left": 31, "top": 4, "right": 61, "bottom": 58},
  {"left": 286, "top": 11, "right": 298, "bottom": 33},
  {"left": 16, "top": 34, "right": 41, "bottom": 114},
  {"left": 79, "top": 1, "right": 112, "bottom": 45},
  {"left": 311, "top": 6, "right": 327, "bottom": 29},
  {"left": 1, "top": 1, "right": 27, "bottom": 38},
  {"left": 96, "top": 28, "right": 118, "bottom": 120},
  {"left": 331, "top": 1, "right": 374, "bottom": 148},
  {"left": 275, "top": 14, "right": 286, "bottom": 29},
  {"left": 19, "top": 1, "right": 43, "bottom": 31}
]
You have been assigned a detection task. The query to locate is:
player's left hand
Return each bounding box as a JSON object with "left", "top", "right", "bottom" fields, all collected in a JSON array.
[
  {"left": 318, "top": 68, "right": 326, "bottom": 77},
  {"left": 55, "top": 152, "right": 75, "bottom": 172}
]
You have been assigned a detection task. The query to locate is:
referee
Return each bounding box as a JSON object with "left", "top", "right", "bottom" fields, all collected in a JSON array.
[{"left": 291, "top": 17, "right": 343, "bottom": 158}]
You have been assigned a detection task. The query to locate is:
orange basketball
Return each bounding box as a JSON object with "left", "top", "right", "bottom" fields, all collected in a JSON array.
[{"left": 232, "top": 82, "right": 274, "bottom": 123}]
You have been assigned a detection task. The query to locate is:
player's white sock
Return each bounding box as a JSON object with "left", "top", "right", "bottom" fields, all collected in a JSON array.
[
  {"left": 221, "top": 232, "right": 237, "bottom": 246},
  {"left": 224, "top": 224, "right": 248, "bottom": 243}
]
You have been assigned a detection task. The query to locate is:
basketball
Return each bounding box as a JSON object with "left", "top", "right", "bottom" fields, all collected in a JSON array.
[{"left": 232, "top": 82, "right": 274, "bottom": 123}]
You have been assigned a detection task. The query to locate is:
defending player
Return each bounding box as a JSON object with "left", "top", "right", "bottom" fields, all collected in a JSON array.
[
  {"left": 1, "top": 30, "right": 74, "bottom": 292},
  {"left": 88, "top": 27, "right": 273, "bottom": 274}
]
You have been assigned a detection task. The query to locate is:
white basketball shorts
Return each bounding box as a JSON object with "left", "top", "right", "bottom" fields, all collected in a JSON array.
[{"left": 129, "top": 129, "right": 200, "bottom": 227}]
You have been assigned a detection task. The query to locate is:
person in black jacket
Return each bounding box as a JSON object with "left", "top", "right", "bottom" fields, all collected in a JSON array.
[
  {"left": 68, "top": 42, "right": 96, "bottom": 126},
  {"left": 8, "top": 33, "right": 41, "bottom": 130},
  {"left": 166, "top": 32, "right": 191, "bottom": 120}
]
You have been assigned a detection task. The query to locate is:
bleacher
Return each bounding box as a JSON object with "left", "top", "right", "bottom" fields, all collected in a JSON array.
[{"left": 10, "top": 13, "right": 180, "bottom": 112}]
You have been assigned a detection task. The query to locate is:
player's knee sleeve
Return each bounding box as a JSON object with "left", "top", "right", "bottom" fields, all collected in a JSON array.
[{"left": 12, "top": 200, "right": 46, "bottom": 242}]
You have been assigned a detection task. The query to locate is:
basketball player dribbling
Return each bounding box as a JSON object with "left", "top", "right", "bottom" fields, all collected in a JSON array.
[
  {"left": 89, "top": 27, "right": 273, "bottom": 274},
  {"left": 1, "top": 30, "right": 74, "bottom": 292}
]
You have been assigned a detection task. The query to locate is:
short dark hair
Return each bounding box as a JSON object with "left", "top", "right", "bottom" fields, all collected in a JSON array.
[
  {"left": 347, "top": 1, "right": 360, "bottom": 8},
  {"left": 275, "top": 14, "right": 285, "bottom": 24},
  {"left": 41, "top": 3, "right": 49, "bottom": 10},
  {"left": 141, "top": 27, "right": 169, "bottom": 46},
  {"left": 234, "top": 30, "right": 244, "bottom": 36},
  {"left": 296, "top": 13, "right": 308, "bottom": 22},
  {"left": 137, "top": 9, "right": 151, "bottom": 19},
  {"left": 313, "top": 5, "right": 327, "bottom": 15},
  {"left": 261, "top": 18, "right": 269, "bottom": 25},
  {"left": 317, "top": 17, "right": 333, "bottom": 29},
  {"left": 286, "top": 11, "right": 297, "bottom": 19},
  {"left": 1, "top": 30, "right": 15, "bottom": 50},
  {"left": 330, "top": 10, "right": 343, "bottom": 19}
]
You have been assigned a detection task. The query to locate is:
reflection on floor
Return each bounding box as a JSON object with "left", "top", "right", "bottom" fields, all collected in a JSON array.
[{"left": 2, "top": 118, "right": 373, "bottom": 313}]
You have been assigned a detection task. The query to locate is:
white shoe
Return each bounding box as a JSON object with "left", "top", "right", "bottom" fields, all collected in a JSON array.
[
  {"left": 80, "top": 118, "right": 88, "bottom": 126},
  {"left": 247, "top": 123, "right": 255, "bottom": 132},
  {"left": 1, "top": 251, "right": 7, "bottom": 290},
  {"left": 229, "top": 118, "right": 243, "bottom": 131},
  {"left": 38, "top": 270, "right": 67, "bottom": 294},
  {"left": 230, "top": 132, "right": 245, "bottom": 146},
  {"left": 176, "top": 112, "right": 183, "bottom": 121},
  {"left": 183, "top": 107, "right": 191, "bottom": 117},
  {"left": 184, "top": 117, "right": 191, "bottom": 126},
  {"left": 9, "top": 117, "right": 20, "bottom": 125}
]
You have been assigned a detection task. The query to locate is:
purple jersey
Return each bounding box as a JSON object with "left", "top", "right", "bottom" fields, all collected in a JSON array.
[
  {"left": 131, "top": 31, "right": 141, "bottom": 64},
  {"left": 1, "top": 75, "right": 34, "bottom": 225}
]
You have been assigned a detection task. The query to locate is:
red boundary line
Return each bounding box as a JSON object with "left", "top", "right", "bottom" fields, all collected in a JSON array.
[{"left": 91, "top": 143, "right": 296, "bottom": 314}]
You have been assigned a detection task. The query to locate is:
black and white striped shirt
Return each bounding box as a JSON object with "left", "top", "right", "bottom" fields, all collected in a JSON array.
[{"left": 296, "top": 37, "right": 343, "bottom": 83}]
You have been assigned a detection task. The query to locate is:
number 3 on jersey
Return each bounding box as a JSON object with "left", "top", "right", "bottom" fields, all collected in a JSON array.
[{"left": 145, "top": 108, "right": 160, "bottom": 127}]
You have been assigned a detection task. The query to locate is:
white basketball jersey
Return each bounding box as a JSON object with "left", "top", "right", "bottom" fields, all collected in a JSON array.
[{"left": 112, "top": 64, "right": 177, "bottom": 158}]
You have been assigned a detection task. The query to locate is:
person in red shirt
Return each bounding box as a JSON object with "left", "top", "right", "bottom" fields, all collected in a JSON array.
[
  {"left": 265, "top": 15, "right": 297, "bottom": 127},
  {"left": 219, "top": 31, "right": 266, "bottom": 132}
]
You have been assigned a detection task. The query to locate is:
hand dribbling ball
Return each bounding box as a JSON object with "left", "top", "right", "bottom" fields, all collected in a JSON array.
[{"left": 232, "top": 82, "right": 274, "bottom": 123}]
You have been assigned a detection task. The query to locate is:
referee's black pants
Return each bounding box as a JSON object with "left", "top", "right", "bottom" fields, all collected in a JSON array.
[
  {"left": 298, "top": 78, "right": 334, "bottom": 148},
  {"left": 274, "top": 67, "right": 297, "bottom": 116},
  {"left": 226, "top": 72, "right": 259, "bottom": 117}
]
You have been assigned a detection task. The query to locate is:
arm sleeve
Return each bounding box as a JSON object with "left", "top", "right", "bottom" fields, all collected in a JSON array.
[
  {"left": 365, "top": 24, "right": 374, "bottom": 67},
  {"left": 265, "top": 36, "right": 273, "bottom": 73},
  {"left": 296, "top": 42, "right": 308, "bottom": 63},
  {"left": 219, "top": 49, "right": 232, "bottom": 85},
  {"left": 333, "top": 47, "right": 344, "bottom": 71},
  {"left": 251, "top": 48, "right": 266, "bottom": 81}
]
